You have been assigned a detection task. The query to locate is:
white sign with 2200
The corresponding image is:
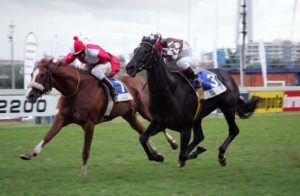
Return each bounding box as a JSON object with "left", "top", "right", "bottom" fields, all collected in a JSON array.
[{"left": 0, "top": 95, "right": 60, "bottom": 118}]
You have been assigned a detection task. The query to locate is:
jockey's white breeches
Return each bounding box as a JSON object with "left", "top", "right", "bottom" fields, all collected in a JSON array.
[
  {"left": 91, "top": 63, "right": 112, "bottom": 80},
  {"left": 165, "top": 41, "right": 200, "bottom": 71}
]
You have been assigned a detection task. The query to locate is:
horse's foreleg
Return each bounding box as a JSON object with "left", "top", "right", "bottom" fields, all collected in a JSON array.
[
  {"left": 79, "top": 121, "right": 95, "bottom": 176},
  {"left": 187, "top": 119, "right": 206, "bottom": 160},
  {"left": 20, "top": 113, "right": 68, "bottom": 160},
  {"left": 122, "top": 112, "right": 161, "bottom": 156},
  {"left": 136, "top": 102, "right": 178, "bottom": 151},
  {"left": 177, "top": 128, "right": 192, "bottom": 168},
  {"left": 140, "top": 120, "right": 164, "bottom": 162},
  {"left": 218, "top": 109, "right": 239, "bottom": 167}
]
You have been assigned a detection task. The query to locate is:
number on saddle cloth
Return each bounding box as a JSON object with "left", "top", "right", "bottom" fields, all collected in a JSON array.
[
  {"left": 196, "top": 70, "right": 227, "bottom": 100},
  {"left": 102, "top": 79, "right": 133, "bottom": 102}
]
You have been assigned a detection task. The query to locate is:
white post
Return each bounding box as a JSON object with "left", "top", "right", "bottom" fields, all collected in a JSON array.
[
  {"left": 259, "top": 40, "right": 268, "bottom": 87},
  {"left": 8, "top": 21, "right": 16, "bottom": 89}
]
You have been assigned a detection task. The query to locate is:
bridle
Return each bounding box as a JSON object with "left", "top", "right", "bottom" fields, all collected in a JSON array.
[
  {"left": 135, "top": 41, "right": 161, "bottom": 71},
  {"left": 28, "top": 62, "right": 80, "bottom": 98}
]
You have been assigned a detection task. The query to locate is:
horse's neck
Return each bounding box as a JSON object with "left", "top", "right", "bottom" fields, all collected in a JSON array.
[
  {"left": 147, "top": 59, "right": 176, "bottom": 95},
  {"left": 52, "top": 66, "right": 81, "bottom": 96}
]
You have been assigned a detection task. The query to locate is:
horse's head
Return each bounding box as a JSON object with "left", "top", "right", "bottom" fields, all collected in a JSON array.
[
  {"left": 126, "top": 37, "right": 161, "bottom": 77},
  {"left": 26, "top": 58, "right": 56, "bottom": 103}
]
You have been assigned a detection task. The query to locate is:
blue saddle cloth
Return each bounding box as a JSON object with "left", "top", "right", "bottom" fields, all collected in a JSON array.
[
  {"left": 101, "top": 78, "right": 133, "bottom": 102},
  {"left": 196, "top": 70, "right": 227, "bottom": 99},
  {"left": 101, "top": 78, "right": 129, "bottom": 94},
  {"left": 110, "top": 78, "right": 130, "bottom": 94},
  {"left": 197, "top": 70, "right": 222, "bottom": 91}
]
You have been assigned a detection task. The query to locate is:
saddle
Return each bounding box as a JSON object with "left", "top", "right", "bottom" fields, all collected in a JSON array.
[{"left": 100, "top": 79, "right": 133, "bottom": 122}]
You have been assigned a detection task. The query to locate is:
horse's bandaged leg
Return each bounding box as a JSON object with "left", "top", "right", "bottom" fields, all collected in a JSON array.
[
  {"left": 33, "top": 140, "right": 44, "bottom": 155},
  {"left": 147, "top": 138, "right": 158, "bottom": 154}
]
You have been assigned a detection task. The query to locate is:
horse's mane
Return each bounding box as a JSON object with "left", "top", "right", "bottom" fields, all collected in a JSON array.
[{"left": 37, "top": 58, "right": 90, "bottom": 75}]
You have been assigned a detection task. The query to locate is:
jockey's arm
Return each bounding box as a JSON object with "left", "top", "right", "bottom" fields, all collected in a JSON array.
[
  {"left": 108, "top": 55, "right": 120, "bottom": 78},
  {"left": 97, "top": 50, "right": 120, "bottom": 78},
  {"left": 62, "top": 53, "right": 76, "bottom": 64}
]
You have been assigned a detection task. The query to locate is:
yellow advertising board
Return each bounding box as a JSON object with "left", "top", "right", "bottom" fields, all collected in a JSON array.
[{"left": 249, "top": 91, "right": 283, "bottom": 113}]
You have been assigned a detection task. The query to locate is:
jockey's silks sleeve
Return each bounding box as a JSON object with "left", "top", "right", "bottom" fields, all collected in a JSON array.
[
  {"left": 96, "top": 47, "right": 120, "bottom": 78},
  {"left": 108, "top": 55, "right": 120, "bottom": 78},
  {"left": 62, "top": 53, "right": 76, "bottom": 64}
]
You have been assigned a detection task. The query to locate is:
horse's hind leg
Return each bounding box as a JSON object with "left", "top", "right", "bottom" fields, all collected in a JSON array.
[
  {"left": 79, "top": 120, "right": 95, "bottom": 176},
  {"left": 218, "top": 108, "right": 240, "bottom": 167},
  {"left": 122, "top": 112, "right": 160, "bottom": 156},
  {"left": 20, "top": 113, "right": 69, "bottom": 160},
  {"left": 177, "top": 127, "right": 192, "bottom": 168},
  {"left": 163, "top": 130, "right": 178, "bottom": 150},
  {"left": 187, "top": 119, "right": 206, "bottom": 160}
]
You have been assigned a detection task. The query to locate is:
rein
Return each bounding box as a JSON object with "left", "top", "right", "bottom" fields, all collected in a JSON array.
[
  {"left": 132, "top": 81, "right": 148, "bottom": 116},
  {"left": 61, "top": 68, "right": 80, "bottom": 98}
]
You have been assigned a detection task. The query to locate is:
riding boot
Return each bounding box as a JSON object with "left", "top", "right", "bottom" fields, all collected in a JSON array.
[
  {"left": 191, "top": 73, "right": 202, "bottom": 89},
  {"left": 101, "top": 77, "right": 118, "bottom": 102},
  {"left": 183, "top": 69, "right": 202, "bottom": 89}
]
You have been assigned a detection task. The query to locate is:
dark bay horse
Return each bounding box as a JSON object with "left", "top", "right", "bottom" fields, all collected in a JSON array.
[
  {"left": 21, "top": 58, "right": 177, "bottom": 175},
  {"left": 126, "top": 38, "right": 261, "bottom": 168}
]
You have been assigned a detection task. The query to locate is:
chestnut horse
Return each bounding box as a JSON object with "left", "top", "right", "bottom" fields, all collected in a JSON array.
[{"left": 20, "top": 58, "right": 177, "bottom": 175}]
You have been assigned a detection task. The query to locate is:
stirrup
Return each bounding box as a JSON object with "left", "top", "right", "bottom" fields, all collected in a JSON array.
[
  {"left": 110, "top": 90, "right": 118, "bottom": 102},
  {"left": 192, "top": 78, "right": 202, "bottom": 89}
]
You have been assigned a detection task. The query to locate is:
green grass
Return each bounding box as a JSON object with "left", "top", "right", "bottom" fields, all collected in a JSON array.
[{"left": 1, "top": 113, "right": 300, "bottom": 195}]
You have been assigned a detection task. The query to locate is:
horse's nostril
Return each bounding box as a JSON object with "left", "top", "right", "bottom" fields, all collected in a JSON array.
[{"left": 26, "top": 91, "right": 36, "bottom": 101}]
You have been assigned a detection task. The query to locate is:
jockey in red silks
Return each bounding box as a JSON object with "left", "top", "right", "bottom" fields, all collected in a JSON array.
[
  {"left": 62, "top": 36, "right": 120, "bottom": 102},
  {"left": 147, "top": 33, "right": 202, "bottom": 88}
]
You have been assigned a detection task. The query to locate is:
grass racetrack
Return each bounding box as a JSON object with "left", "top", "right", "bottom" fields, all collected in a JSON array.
[{"left": 1, "top": 112, "right": 300, "bottom": 195}]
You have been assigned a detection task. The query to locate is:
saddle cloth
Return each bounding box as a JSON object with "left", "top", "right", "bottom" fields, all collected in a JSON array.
[
  {"left": 100, "top": 78, "right": 133, "bottom": 122},
  {"left": 196, "top": 70, "right": 227, "bottom": 100},
  {"left": 110, "top": 78, "right": 133, "bottom": 102}
]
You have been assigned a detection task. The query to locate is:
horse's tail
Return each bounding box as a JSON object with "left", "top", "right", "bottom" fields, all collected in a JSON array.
[{"left": 236, "top": 96, "right": 261, "bottom": 119}]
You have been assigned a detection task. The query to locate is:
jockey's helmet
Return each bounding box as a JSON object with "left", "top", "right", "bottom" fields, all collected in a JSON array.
[
  {"left": 150, "top": 33, "right": 162, "bottom": 43},
  {"left": 73, "top": 36, "right": 85, "bottom": 55}
]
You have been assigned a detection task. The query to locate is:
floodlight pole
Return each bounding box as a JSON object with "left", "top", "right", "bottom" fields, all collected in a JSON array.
[
  {"left": 8, "top": 21, "right": 16, "bottom": 89},
  {"left": 240, "top": 0, "right": 247, "bottom": 87}
]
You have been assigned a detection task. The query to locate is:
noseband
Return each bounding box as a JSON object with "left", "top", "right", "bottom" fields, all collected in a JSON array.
[{"left": 27, "top": 63, "right": 57, "bottom": 94}]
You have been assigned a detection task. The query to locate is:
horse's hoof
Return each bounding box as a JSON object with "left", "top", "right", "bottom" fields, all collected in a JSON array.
[
  {"left": 188, "top": 146, "right": 207, "bottom": 160},
  {"left": 218, "top": 157, "right": 227, "bottom": 167},
  {"left": 196, "top": 146, "right": 207, "bottom": 154},
  {"left": 20, "top": 153, "right": 31, "bottom": 160},
  {"left": 177, "top": 160, "right": 185, "bottom": 168},
  {"left": 149, "top": 154, "right": 164, "bottom": 163},
  {"left": 170, "top": 141, "right": 178, "bottom": 150},
  {"left": 78, "top": 171, "right": 87, "bottom": 176},
  {"left": 188, "top": 153, "right": 198, "bottom": 160},
  {"left": 78, "top": 165, "right": 87, "bottom": 176},
  {"left": 153, "top": 154, "right": 164, "bottom": 162}
]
